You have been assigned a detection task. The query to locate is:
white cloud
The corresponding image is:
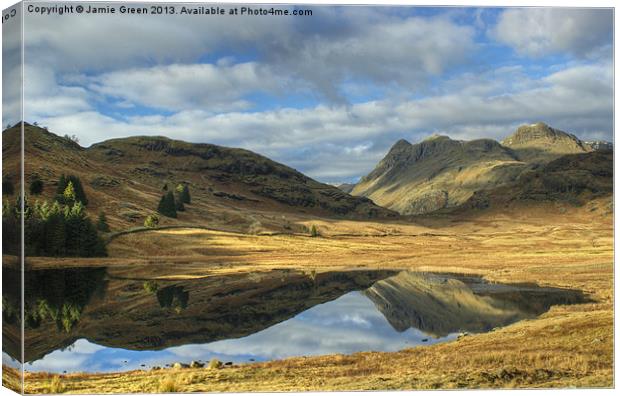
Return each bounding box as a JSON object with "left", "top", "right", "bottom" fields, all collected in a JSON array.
[
  {"left": 491, "top": 8, "right": 613, "bottom": 57},
  {"left": 24, "top": 8, "right": 475, "bottom": 100},
  {"left": 89, "top": 62, "right": 283, "bottom": 112},
  {"left": 36, "top": 60, "right": 612, "bottom": 182},
  {"left": 24, "top": 66, "right": 91, "bottom": 119}
]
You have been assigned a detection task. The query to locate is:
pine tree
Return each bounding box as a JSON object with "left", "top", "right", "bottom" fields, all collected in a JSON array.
[
  {"left": 96, "top": 211, "right": 110, "bottom": 232},
  {"left": 176, "top": 184, "right": 191, "bottom": 204},
  {"left": 157, "top": 191, "right": 177, "bottom": 218},
  {"left": 56, "top": 175, "right": 88, "bottom": 205},
  {"left": 44, "top": 203, "right": 66, "bottom": 256},
  {"left": 56, "top": 174, "right": 66, "bottom": 195},
  {"left": 2, "top": 178, "right": 14, "bottom": 195},
  {"left": 29, "top": 177, "right": 44, "bottom": 195},
  {"left": 310, "top": 224, "right": 320, "bottom": 237},
  {"left": 175, "top": 194, "right": 185, "bottom": 211},
  {"left": 63, "top": 181, "right": 77, "bottom": 205}
]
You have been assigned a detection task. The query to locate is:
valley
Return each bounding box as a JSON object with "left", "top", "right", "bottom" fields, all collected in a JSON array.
[{"left": 1, "top": 122, "right": 614, "bottom": 392}]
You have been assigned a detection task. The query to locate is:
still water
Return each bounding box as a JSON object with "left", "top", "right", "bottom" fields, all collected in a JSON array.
[{"left": 2, "top": 267, "right": 587, "bottom": 373}]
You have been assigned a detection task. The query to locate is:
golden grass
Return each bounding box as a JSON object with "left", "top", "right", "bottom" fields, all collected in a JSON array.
[
  {"left": 157, "top": 376, "right": 179, "bottom": 393},
  {"left": 19, "top": 200, "right": 614, "bottom": 393}
]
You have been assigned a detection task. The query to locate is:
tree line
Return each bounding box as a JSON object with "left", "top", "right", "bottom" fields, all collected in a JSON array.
[{"left": 2, "top": 174, "right": 108, "bottom": 257}]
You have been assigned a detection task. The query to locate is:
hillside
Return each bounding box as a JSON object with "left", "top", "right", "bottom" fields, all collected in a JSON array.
[
  {"left": 2, "top": 124, "right": 396, "bottom": 236},
  {"left": 352, "top": 123, "right": 612, "bottom": 215},
  {"left": 458, "top": 150, "right": 613, "bottom": 212},
  {"left": 351, "top": 135, "right": 526, "bottom": 215}
]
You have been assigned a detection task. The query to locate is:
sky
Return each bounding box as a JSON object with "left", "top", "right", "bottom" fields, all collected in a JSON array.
[{"left": 1, "top": 3, "right": 614, "bottom": 183}]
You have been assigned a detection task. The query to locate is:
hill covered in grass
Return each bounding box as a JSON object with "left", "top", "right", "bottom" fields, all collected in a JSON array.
[{"left": 2, "top": 123, "right": 397, "bottom": 237}]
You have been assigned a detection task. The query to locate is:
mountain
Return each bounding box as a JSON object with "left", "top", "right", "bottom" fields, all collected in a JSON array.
[
  {"left": 336, "top": 183, "right": 356, "bottom": 193},
  {"left": 501, "top": 122, "right": 590, "bottom": 162},
  {"left": 2, "top": 124, "right": 396, "bottom": 234},
  {"left": 351, "top": 135, "right": 525, "bottom": 215},
  {"left": 584, "top": 140, "right": 614, "bottom": 152},
  {"left": 460, "top": 150, "right": 613, "bottom": 211},
  {"left": 352, "top": 123, "right": 612, "bottom": 215}
]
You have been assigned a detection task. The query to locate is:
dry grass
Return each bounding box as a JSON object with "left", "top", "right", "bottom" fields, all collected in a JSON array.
[
  {"left": 157, "top": 376, "right": 179, "bottom": 393},
  {"left": 19, "top": 199, "right": 614, "bottom": 393}
]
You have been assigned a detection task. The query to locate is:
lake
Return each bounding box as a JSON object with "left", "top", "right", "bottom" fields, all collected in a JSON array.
[{"left": 2, "top": 267, "right": 587, "bottom": 373}]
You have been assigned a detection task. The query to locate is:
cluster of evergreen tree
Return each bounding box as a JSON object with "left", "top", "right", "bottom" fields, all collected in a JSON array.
[
  {"left": 24, "top": 199, "right": 107, "bottom": 257},
  {"left": 56, "top": 174, "right": 88, "bottom": 206},
  {"left": 2, "top": 174, "right": 108, "bottom": 257},
  {"left": 157, "top": 183, "right": 191, "bottom": 218}
]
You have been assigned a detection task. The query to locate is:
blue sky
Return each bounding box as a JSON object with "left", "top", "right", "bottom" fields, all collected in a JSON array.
[{"left": 2, "top": 4, "right": 614, "bottom": 183}]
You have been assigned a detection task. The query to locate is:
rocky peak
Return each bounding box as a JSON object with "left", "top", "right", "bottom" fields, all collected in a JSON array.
[{"left": 502, "top": 122, "right": 582, "bottom": 147}]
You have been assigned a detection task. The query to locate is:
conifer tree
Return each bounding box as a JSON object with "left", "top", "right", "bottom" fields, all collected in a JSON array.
[
  {"left": 56, "top": 175, "right": 88, "bottom": 205},
  {"left": 176, "top": 184, "right": 191, "bottom": 204},
  {"left": 175, "top": 195, "right": 185, "bottom": 211},
  {"left": 63, "top": 181, "right": 77, "bottom": 205},
  {"left": 2, "top": 178, "right": 14, "bottom": 195},
  {"left": 29, "top": 177, "right": 44, "bottom": 195},
  {"left": 96, "top": 211, "right": 110, "bottom": 232},
  {"left": 157, "top": 191, "right": 177, "bottom": 218}
]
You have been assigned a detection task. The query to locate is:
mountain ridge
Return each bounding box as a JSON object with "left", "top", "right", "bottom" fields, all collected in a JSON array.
[{"left": 352, "top": 122, "right": 612, "bottom": 215}]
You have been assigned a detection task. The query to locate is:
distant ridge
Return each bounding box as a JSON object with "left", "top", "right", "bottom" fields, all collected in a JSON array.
[{"left": 352, "top": 122, "right": 612, "bottom": 215}]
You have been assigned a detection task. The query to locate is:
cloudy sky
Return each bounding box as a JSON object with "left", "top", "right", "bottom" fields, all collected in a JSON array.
[{"left": 2, "top": 4, "right": 614, "bottom": 183}]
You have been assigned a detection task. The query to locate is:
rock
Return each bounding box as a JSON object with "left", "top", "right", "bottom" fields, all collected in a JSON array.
[
  {"left": 421, "top": 338, "right": 428, "bottom": 342},
  {"left": 190, "top": 361, "right": 204, "bottom": 368},
  {"left": 224, "top": 361, "right": 233, "bottom": 366},
  {"left": 404, "top": 190, "right": 449, "bottom": 215},
  {"left": 90, "top": 175, "right": 120, "bottom": 188},
  {"left": 151, "top": 366, "right": 161, "bottom": 371},
  {"left": 207, "top": 358, "right": 222, "bottom": 369},
  {"left": 119, "top": 209, "right": 142, "bottom": 221},
  {"left": 172, "top": 362, "right": 189, "bottom": 369}
]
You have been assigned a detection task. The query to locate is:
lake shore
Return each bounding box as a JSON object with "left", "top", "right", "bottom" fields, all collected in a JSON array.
[{"left": 4, "top": 200, "right": 613, "bottom": 393}]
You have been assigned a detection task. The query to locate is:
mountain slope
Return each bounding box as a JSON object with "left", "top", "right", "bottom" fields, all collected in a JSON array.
[
  {"left": 459, "top": 150, "right": 613, "bottom": 211},
  {"left": 3, "top": 124, "right": 396, "bottom": 236},
  {"left": 351, "top": 135, "right": 525, "bottom": 215},
  {"left": 353, "top": 123, "right": 611, "bottom": 215}
]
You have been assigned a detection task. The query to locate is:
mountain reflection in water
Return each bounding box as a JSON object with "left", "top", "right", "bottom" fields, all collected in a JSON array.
[{"left": 1, "top": 267, "right": 588, "bottom": 373}]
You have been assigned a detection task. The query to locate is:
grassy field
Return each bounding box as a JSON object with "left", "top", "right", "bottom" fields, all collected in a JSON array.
[{"left": 6, "top": 199, "right": 614, "bottom": 393}]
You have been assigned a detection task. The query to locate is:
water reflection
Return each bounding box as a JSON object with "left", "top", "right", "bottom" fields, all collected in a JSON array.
[{"left": 1, "top": 267, "right": 589, "bottom": 374}]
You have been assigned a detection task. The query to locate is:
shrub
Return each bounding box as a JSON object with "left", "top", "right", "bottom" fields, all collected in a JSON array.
[
  {"left": 208, "top": 358, "right": 222, "bottom": 369},
  {"left": 310, "top": 224, "right": 320, "bottom": 237},
  {"left": 49, "top": 376, "right": 65, "bottom": 393},
  {"left": 144, "top": 214, "right": 160, "bottom": 228},
  {"left": 157, "top": 376, "right": 178, "bottom": 393},
  {"left": 143, "top": 280, "right": 159, "bottom": 293}
]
